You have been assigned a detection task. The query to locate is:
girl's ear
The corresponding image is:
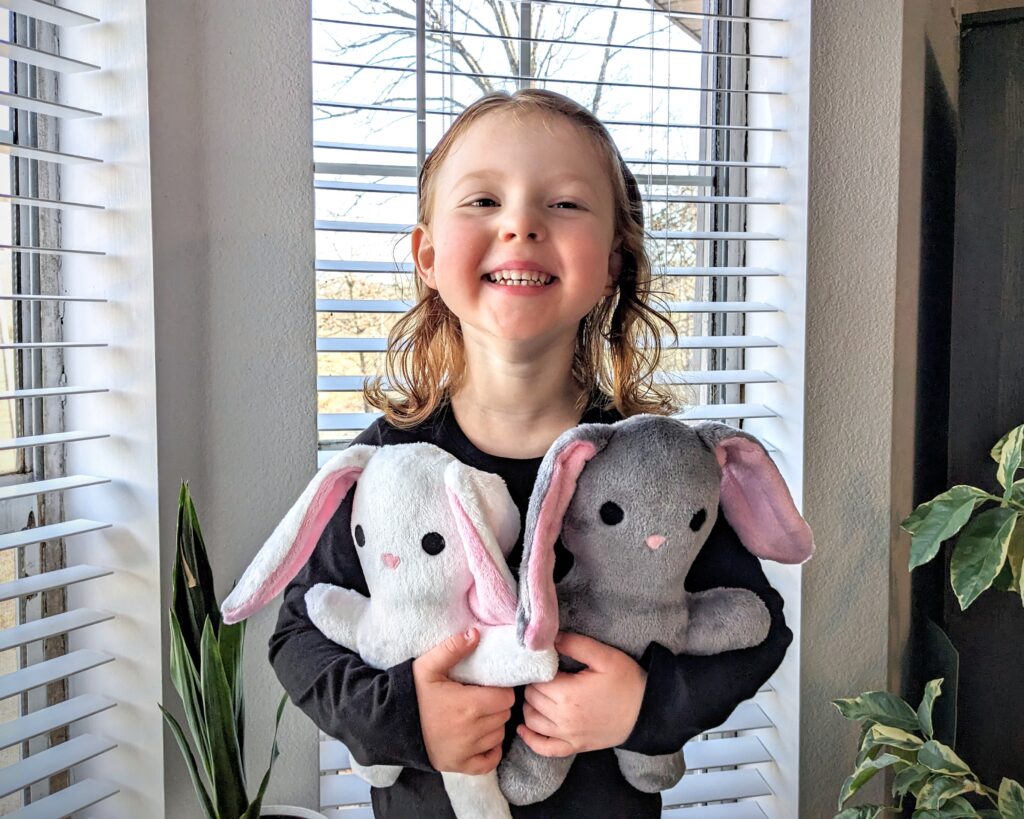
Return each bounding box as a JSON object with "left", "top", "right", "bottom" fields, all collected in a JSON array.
[
  {"left": 412, "top": 224, "right": 437, "bottom": 289},
  {"left": 220, "top": 445, "right": 377, "bottom": 623}
]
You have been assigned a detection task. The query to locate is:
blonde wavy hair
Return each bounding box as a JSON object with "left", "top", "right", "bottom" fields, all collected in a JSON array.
[{"left": 364, "top": 89, "right": 677, "bottom": 426}]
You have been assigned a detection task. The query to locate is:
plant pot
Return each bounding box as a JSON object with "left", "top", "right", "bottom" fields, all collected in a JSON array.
[{"left": 260, "top": 806, "right": 328, "bottom": 819}]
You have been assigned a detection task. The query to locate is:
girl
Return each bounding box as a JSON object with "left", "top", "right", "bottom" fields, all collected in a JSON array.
[{"left": 269, "top": 89, "right": 792, "bottom": 818}]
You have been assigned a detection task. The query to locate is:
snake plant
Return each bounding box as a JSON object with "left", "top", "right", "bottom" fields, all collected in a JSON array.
[{"left": 159, "top": 481, "right": 288, "bottom": 819}]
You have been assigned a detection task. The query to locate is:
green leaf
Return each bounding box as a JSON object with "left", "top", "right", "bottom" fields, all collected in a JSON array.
[
  {"left": 835, "top": 806, "right": 891, "bottom": 819},
  {"left": 168, "top": 612, "right": 211, "bottom": 784},
  {"left": 917, "top": 775, "right": 973, "bottom": 809},
  {"left": 219, "top": 618, "right": 247, "bottom": 762},
  {"left": 991, "top": 425, "right": 1024, "bottom": 493},
  {"left": 160, "top": 705, "right": 217, "bottom": 819},
  {"left": 241, "top": 693, "right": 289, "bottom": 819},
  {"left": 894, "top": 765, "right": 930, "bottom": 797},
  {"left": 838, "top": 753, "right": 903, "bottom": 807},
  {"left": 867, "top": 724, "right": 925, "bottom": 750},
  {"left": 918, "top": 679, "right": 944, "bottom": 740},
  {"left": 950, "top": 508, "right": 1018, "bottom": 610},
  {"left": 1005, "top": 520, "right": 1024, "bottom": 602},
  {"left": 999, "top": 778, "right": 1024, "bottom": 819},
  {"left": 200, "top": 619, "right": 249, "bottom": 818},
  {"left": 833, "top": 691, "right": 921, "bottom": 732},
  {"left": 918, "top": 740, "right": 972, "bottom": 776},
  {"left": 905, "top": 486, "right": 988, "bottom": 570},
  {"left": 942, "top": 795, "right": 984, "bottom": 817},
  {"left": 173, "top": 482, "right": 221, "bottom": 669}
]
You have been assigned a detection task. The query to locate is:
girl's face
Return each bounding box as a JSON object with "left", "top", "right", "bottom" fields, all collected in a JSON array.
[{"left": 412, "top": 111, "right": 621, "bottom": 349}]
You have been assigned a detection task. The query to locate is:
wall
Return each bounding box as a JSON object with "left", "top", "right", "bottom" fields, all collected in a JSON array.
[
  {"left": 143, "top": 0, "right": 318, "bottom": 813},
  {"left": 799, "top": 1, "right": 958, "bottom": 814}
]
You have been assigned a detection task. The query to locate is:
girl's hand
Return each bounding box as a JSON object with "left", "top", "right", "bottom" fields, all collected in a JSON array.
[
  {"left": 412, "top": 628, "right": 515, "bottom": 775},
  {"left": 518, "top": 633, "right": 646, "bottom": 757}
]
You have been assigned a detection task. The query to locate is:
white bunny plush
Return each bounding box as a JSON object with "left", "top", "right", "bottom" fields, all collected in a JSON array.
[{"left": 221, "top": 442, "right": 558, "bottom": 819}]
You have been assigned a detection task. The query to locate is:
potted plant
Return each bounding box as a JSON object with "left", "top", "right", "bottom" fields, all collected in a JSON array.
[
  {"left": 832, "top": 424, "right": 1024, "bottom": 818},
  {"left": 159, "top": 481, "right": 324, "bottom": 819}
]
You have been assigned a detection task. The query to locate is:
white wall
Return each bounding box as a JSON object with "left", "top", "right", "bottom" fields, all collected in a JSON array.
[{"left": 143, "top": 0, "right": 318, "bottom": 813}]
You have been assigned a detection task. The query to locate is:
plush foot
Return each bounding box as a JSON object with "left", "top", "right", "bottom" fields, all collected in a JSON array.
[
  {"left": 498, "top": 738, "right": 574, "bottom": 806},
  {"left": 441, "top": 770, "right": 512, "bottom": 819},
  {"left": 614, "top": 748, "right": 686, "bottom": 793},
  {"left": 349, "top": 758, "right": 402, "bottom": 787}
]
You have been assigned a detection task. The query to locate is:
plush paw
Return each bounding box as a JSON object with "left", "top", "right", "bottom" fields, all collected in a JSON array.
[
  {"left": 614, "top": 747, "right": 686, "bottom": 793},
  {"left": 497, "top": 738, "right": 574, "bottom": 806}
]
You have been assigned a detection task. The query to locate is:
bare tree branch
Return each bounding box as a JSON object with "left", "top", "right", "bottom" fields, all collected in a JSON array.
[{"left": 590, "top": 3, "right": 623, "bottom": 113}]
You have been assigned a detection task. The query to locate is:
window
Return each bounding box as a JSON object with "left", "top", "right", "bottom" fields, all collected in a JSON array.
[
  {"left": 312, "top": 1, "right": 806, "bottom": 815},
  {"left": 0, "top": 2, "right": 122, "bottom": 814}
]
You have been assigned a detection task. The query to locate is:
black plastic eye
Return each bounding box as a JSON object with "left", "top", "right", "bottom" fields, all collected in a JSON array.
[
  {"left": 689, "top": 509, "right": 707, "bottom": 532},
  {"left": 354, "top": 525, "right": 366, "bottom": 547},
  {"left": 600, "top": 502, "right": 624, "bottom": 526},
  {"left": 421, "top": 532, "right": 446, "bottom": 556}
]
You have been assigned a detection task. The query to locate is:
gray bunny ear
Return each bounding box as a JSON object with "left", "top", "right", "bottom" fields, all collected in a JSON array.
[
  {"left": 517, "top": 423, "right": 614, "bottom": 650},
  {"left": 693, "top": 422, "right": 814, "bottom": 564}
]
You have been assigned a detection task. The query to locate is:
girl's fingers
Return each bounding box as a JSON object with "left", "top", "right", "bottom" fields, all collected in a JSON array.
[
  {"left": 523, "top": 702, "right": 560, "bottom": 737},
  {"left": 473, "top": 727, "right": 507, "bottom": 755},
  {"left": 463, "top": 744, "right": 503, "bottom": 776},
  {"left": 524, "top": 683, "right": 559, "bottom": 711},
  {"left": 517, "top": 725, "right": 575, "bottom": 758},
  {"left": 478, "top": 710, "right": 513, "bottom": 734}
]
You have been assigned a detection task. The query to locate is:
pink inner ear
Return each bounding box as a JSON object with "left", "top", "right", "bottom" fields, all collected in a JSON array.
[
  {"left": 523, "top": 440, "right": 598, "bottom": 650},
  {"left": 716, "top": 438, "right": 814, "bottom": 564},
  {"left": 446, "top": 487, "right": 518, "bottom": 626},
  {"left": 222, "top": 466, "right": 363, "bottom": 623}
]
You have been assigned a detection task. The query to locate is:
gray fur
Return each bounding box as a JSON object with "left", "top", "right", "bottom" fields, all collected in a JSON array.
[{"left": 500, "top": 415, "right": 775, "bottom": 802}]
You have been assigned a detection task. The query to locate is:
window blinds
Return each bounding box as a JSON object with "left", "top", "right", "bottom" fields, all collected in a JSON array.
[
  {"left": 0, "top": 1, "right": 119, "bottom": 814},
  {"left": 312, "top": 0, "right": 802, "bottom": 815}
]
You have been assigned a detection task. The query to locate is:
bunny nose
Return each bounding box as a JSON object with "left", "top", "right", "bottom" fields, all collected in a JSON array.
[
  {"left": 645, "top": 535, "right": 666, "bottom": 550},
  {"left": 382, "top": 553, "right": 401, "bottom": 570}
]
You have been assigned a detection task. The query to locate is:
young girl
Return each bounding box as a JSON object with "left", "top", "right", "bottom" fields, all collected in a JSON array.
[{"left": 269, "top": 89, "right": 791, "bottom": 818}]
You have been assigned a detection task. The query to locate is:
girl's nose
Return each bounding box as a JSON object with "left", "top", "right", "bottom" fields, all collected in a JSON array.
[{"left": 499, "top": 207, "right": 544, "bottom": 242}]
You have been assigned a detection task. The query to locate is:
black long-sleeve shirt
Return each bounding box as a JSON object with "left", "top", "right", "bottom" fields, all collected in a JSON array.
[{"left": 268, "top": 399, "right": 793, "bottom": 817}]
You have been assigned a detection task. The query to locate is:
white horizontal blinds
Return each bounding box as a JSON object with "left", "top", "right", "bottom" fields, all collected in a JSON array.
[
  {"left": 312, "top": 0, "right": 790, "bottom": 459},
  {"left": 315, "top": 1, "right": 796, "bottom": 815},
  {"left": 0, "top": 1, "right": 117, "bottom": 816}
]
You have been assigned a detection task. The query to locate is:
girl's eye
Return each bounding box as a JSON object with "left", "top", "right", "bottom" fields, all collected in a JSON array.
[
  {"left": 553, "top": 201, "right": 579, "bottom": 209},
  {"left": 469, "top": 197, "right": 498, "bottom": 207}
]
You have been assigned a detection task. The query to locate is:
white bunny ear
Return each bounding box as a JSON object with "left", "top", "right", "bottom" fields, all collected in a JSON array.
[
  {"left": 443, "top": 461, "right": 519, "bottom": 626},
  {"left": 221, "top": 445, "right": 377, "bottom": 623}
]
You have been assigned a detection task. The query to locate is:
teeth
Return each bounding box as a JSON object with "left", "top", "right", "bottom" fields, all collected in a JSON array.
[{"left": 486, "top": 270, "right": 553, "bottom": 286}]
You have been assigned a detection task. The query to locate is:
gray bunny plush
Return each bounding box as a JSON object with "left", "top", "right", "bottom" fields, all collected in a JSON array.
[{"left": 499, "top": 414, "right": 815, "bottom": 805}]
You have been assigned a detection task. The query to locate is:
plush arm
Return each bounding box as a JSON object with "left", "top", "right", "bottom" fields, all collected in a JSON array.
[
  {"left": 267, "top": 429, "right": 433, "bottom": 772},
  {"left": 617, "top": 516, "right": 793, "bottom": 756}
]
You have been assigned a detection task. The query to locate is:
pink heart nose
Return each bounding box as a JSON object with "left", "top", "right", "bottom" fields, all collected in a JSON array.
[
  {"left": 382, "top": 553, "right": 401, "bottom": 570},
  {"left": 645, "top": 535, "right": 666, "bottom": 550}
]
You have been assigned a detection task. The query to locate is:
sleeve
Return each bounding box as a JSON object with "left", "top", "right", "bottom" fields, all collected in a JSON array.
[
  {"left": 618, "top": 515, "right": 794, "bottom": 755},
  {"left": 266, "top": 425, "right": 434, "bottom": 771}
]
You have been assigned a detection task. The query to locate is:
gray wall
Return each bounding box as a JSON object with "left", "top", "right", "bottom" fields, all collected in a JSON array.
[
  {"left": 145, "top": 1, "right": 318, "bottom": 812},
  {"left": 800, "top": 1, "right": 959, "bottom": 813}
]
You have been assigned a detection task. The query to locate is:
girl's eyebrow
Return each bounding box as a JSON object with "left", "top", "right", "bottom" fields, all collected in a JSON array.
[{"left": 451, "top": 169, "right": 595, "bottom": 190}]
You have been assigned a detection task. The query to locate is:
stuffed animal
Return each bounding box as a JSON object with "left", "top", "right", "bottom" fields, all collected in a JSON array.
[
  {"left": 220, "top": 442, "right": 558, "bottom": 819},
  {"left": 499, "top": 416, "right": 815, "bottom": 805}
]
